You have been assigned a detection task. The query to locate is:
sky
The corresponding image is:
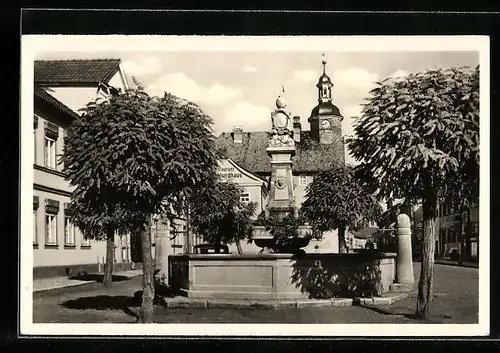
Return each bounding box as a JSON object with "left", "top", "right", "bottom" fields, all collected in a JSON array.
[{"left": 35, "top": 48, "right": 479, "bottom": 164}]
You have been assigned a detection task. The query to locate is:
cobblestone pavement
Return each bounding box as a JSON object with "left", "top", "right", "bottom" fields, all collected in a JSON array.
[{"left": 32, "top": 263, "right": 478, "bottom": 324}]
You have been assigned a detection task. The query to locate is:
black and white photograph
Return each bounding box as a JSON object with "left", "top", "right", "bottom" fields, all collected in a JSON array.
[{"left": 20, "top": 35, "right": 489, "bottom": 337}]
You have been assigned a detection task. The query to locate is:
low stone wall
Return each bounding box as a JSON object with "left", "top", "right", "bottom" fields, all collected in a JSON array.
[{"left": 168, "top": 252, "right": 396, "bottom": 300}]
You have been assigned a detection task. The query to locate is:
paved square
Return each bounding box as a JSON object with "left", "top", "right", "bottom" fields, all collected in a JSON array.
[{"left": 32, "top": 263, "right": 478, "bottom": 324}]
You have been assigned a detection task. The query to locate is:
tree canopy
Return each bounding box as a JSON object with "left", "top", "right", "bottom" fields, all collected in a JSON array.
[
  {"left": 300, "top": 165, "right": 382, "bottom": 253},
  {"left": 62, "top": 89, "right": 219, "bottom": 236},
  {"left": 189, "top": 181, "right": 257, "bottom": 247},
  {"left": 348, "top": 66, "right": 479, "bottom": 210}
]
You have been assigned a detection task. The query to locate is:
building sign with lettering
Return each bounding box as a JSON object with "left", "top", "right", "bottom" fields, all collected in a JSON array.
[
  {"left": 217, "top": 159, "right": 268, "bottom": 189},
  {"left": 217, "top": 166, "right": 243, "bottom": 181}
]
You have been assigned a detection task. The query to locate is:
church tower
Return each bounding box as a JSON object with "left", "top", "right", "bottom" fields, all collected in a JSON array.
[{"left": 308, "top": 55, "right": 343, "bottom": 144}]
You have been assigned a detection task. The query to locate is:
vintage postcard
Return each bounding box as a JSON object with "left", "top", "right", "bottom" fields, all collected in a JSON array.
[{"left": 20, "top": 35, "right": 489, "bottom": 337}]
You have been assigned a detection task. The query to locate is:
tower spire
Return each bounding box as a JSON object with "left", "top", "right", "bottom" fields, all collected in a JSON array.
[{"left": 321, "top": 53, "right": 327, "bottom": 74}]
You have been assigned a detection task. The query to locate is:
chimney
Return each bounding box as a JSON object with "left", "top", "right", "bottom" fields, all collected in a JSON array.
[
  {"left": 293, "top": 116, "right": 301, "bottom": 143},
  {"left": 232, "top": 126, "right": 243, "bottom": 143}
]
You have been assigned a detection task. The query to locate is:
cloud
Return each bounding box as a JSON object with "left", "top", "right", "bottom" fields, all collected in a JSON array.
[
  {"left": 330, "top": 67, "right": 380, "bottom": 109},
  {"left": 289, "top": 69, "right": 317, "bottom": 85},
  {"left": 333, "top": 68, "right": 379, "bottom": 94},
  {"left": 121, "top": 57, "right": 162, "bottom": 77},
  {"left": 389, "top": 69, "right": 410, "bottom": 80},
  {"left": 145, "top": 72, "right": 242, "bottom": 106},
  {"left": 218, "top": 101, "right": 271, "bottom": 133},
  {"left": 241, "top": 65, "right": 258, "bottom": 73}
]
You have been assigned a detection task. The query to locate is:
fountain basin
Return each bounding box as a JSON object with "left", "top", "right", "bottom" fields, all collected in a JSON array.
[
  {"left": 168, "top": 252, "right": 397, "bottom": 300},
  {"left": 250, "top": 225, "right": 313, "bottom": 253}
]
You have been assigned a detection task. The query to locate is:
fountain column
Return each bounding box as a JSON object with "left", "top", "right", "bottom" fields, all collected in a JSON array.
[
  {"left": 264, "top": 87, "right": 297, "bottom": 221},
  {"left": 252, "top": 87, "right": 312, "bottom": 252}
]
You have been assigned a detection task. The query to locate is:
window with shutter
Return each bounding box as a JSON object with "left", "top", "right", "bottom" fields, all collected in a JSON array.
[
  {"left": 64, "top": 217, "right": 75, "bottom": 245},
  {"left": 44, "top": 136, "right": 56, "bottom": 169},
  {"left": 45, "top": 213, "right": 57, "bottom": 245}
]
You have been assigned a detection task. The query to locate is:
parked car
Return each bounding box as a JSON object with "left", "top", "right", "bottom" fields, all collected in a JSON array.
[
  {"left": 193, "top": 244, "right": 230, "bottom": 254},
  {"left": 449, "top": 248, "right": 460, "bottom": 261}
]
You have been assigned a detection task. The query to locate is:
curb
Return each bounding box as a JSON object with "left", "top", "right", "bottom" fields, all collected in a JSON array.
[
  {"left": 34, "top": 281, "right": 94, "bottom": 293},
  {"left": 434, "top": 261, "right": 478, "bottom": 269},
  {"left": 160, "top": 297, "right": 370, "bottom": 309}
]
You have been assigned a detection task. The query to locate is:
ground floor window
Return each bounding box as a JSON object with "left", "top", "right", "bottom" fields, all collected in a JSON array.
[
  {"left": 471, "top": 241, "right": 478, "bottom": 258},
  {"left": 81, "top": 233, "right": 91, "bottom": 247},
  {"left": 122, "top": 246, "right": 129, "bottom": 262},
  {"left": 64, "top": 217, "right": 76, "bottom": 245},
  {"left": 45, "top": 213, "right": 57, "bottom": 245},
  {"left": 33, "top": 210, "right": 37, "bottom": 244},
  {"left": 472, "top": 222, "right": 479, "bottom": 236}
]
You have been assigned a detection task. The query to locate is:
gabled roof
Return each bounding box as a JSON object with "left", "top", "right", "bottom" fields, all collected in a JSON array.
[
  {"left": 34, "top": 86, "right": 80, "bottom": 119},
  {"left": 34, "top": 59, "right": 121, "bottom": 85},
  {"left": 225, "top": 158, "right": 268, "bottom": 185},
  {"left": 215, "top": 130, "right": 345, "bottom": 174}
]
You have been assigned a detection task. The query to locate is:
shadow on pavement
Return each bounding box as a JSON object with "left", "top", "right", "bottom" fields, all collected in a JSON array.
[
  {"left": 61, "top": 295, "right": 139, "bottom": 320},
  {"left": 356, "top": 304, "right": 452, "bottom": 322},
  {"left": 155, "top": 285, "right": 184, "bottom": 298},
  {"left": 356, "top": 304, "right": 418, "bottom": 320},
  {"left": 68, "top": 274, "right": 130, "bottom": 283}
]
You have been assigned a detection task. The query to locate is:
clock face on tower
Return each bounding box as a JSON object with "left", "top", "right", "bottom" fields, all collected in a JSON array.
[{"left": 320, "top": 119, "right": 331, "bottom": 129}]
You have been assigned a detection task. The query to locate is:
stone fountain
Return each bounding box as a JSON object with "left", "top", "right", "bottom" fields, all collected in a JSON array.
[
  {"left": 167, "top": 87, "right": 404, "bottom": 301},
  {"left": 251, "top": 87, "right": 313, "bottom": 253}
]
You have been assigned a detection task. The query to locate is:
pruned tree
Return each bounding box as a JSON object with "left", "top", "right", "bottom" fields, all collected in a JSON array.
[
  {"left": 189, "top": 181, "right": 257, "bottom": 254},
  {"left": 62, "top": 88, "right": 219, "bottom": 323},
  {"left": 347, "top": 66, "right": 479, "bottom": 319},
  {"left": 300, "top": 165, "right": 383, "bottom": 254}
]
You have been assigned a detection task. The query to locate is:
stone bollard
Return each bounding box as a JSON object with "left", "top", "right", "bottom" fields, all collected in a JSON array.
[
  {"left": 395, "top": 213, "right": 414, "bottom": 288},
  {"left": 154, "top": 218, "right": 171, "bottom": 286}
]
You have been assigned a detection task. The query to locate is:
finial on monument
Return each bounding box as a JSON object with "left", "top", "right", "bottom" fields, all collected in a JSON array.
[{"left": 276, "top": 85, "right": 286, "bottom": 109}]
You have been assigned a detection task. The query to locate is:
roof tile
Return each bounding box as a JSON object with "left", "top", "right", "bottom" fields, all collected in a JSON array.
[
  {"left": 215, "top": 130, "right": 345, "bottom": 174},
  {"left": 34, "top": 59, "right": 121, "bottom": 84}
]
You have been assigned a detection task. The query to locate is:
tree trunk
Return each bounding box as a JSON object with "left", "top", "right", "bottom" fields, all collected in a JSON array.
[
  {"left": 415, "top": 194, "right": 437, "bottom": 319},
  {"left": 154, "top": 219, "right": 162, "bottom": 274},
  {"left": 139, "top": 222, "right": 154, "bottom": 323},
  {"left": 236, "top": 239, "right": 243, "bottom": 255},
  {"left": 103, "top": 226, "right": 115, "bottom": 287},
  {"left": 338, "top": 225, "right": 347, "bottom": 254}
]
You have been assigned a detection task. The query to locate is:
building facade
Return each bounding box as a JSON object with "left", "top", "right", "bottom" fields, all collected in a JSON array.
[
  {"left": 33, "top": 59, "right": 134, "bottom": 279},
  {"left": 214, "top": 59, "right": 344, "bottom": 253},
  {"left": 434, "top": 200, "right": 479, "bottom": 261}
]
